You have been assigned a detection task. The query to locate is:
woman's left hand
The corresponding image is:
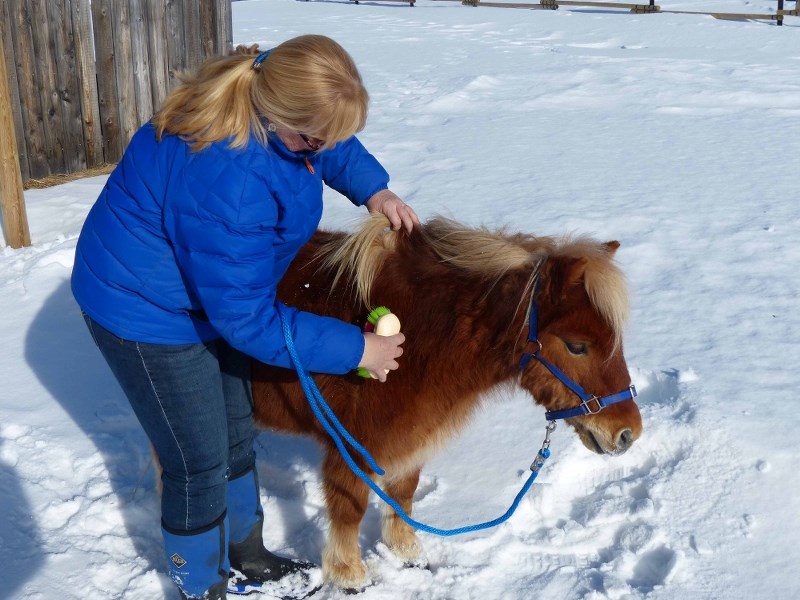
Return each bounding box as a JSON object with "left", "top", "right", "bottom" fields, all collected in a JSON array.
[{"left": 366, "top": 189, "right": 420, "bottom": 233}]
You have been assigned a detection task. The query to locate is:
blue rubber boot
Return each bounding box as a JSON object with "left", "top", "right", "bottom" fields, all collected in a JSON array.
[
  {"left": 227, "top": 465, "right": 264, "bottom": 546},
  {"left": 227, "top": 466, "right": 322, "bottom": 598},
  {"left": 162, "top": 513, "right": 230, "bottom": 599}
]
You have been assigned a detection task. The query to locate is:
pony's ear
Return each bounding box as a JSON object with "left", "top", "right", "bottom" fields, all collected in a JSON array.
[
  {"left": 604, "top": 241, "right": 621, "bottom": 257},
  {"left": 565, "top": 257, "right": 589, "bottom": 287}
]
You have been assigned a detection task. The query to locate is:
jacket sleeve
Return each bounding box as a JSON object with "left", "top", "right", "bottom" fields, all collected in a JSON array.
[
  {"left": 320, "top": 136, "right": 390, "bottom": 206},
  {"left": 166, "top": 149, "right": 365, "bottom": 374}
]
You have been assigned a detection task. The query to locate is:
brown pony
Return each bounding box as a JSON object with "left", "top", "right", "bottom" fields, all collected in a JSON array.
[{"left": 252, "top": 215, "right": 642, "bottom": 589}]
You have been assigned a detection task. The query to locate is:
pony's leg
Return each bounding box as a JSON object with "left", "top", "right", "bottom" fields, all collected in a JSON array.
[
  {"left": 381, "top": 468, "right": 423, "bottom": 563},
  {"left": 321, "top": 452, "right": 370, "bottom": 589}
]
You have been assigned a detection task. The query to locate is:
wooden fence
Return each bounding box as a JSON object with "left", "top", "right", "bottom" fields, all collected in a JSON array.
[
  {"left": 438, "top": 0, "right": 799, "bottom": 24},
  {"left": 1, "top": 0, "right": 233, "bottom": 184}
]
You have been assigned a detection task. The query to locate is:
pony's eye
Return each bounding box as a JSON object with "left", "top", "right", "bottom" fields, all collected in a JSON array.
[{"left": 565, "top": 341, "right": 588, "bottom": 356}]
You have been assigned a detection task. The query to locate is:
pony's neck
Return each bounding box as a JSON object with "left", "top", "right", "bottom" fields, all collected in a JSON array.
[{"left": 373, "top": 251, "right": 535, "bottom": 400}]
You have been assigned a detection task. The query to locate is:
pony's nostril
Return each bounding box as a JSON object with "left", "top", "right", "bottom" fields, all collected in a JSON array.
[{"left": 617, "top": 428, "right": 633, "bottom": 449}]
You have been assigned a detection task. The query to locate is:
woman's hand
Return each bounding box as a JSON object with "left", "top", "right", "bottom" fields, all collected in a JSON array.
[
  {"left": 366, "top": 189, "right": 420, "bottom": 233},
  {"left": 358, "top": 332, "right": 405, "bottom": 382}
]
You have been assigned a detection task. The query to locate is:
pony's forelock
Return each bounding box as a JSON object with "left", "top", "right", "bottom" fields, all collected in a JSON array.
[{"left": 555, "top": 236, "right": 630, "bottom": 350}]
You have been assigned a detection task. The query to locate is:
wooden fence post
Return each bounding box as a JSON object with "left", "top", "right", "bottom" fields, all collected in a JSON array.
[{"left": 0, "top": 38, "right": 32, "bottom": 248}]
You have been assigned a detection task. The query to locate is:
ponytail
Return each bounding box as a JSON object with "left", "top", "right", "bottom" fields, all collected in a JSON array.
[{"left": 153, "top": 52, "right": 267, "bottom": 151}]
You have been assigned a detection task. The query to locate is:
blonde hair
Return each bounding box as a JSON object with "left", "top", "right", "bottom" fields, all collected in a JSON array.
[{"left": 153, "top": 35, "right": 369, "bottom": 151}]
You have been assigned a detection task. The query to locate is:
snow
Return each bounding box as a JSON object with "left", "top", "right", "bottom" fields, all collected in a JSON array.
[{"left": 2, "top": 0, "right": 799, "bottom": 598}]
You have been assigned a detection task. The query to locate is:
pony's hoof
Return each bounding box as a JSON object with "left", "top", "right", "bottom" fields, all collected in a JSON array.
[
  {"left": 343, "top": 584, "right": 369, "bottom": 595},
  {"left": 386, "top": 538, "right": 423, "bottom": 563},
  {"left": 340, "top": 578, "right": 376, "bottom": 595},
  {"left": 323, "top": 560, "right": 370, "bottom": 594},
  {"left": 403, "top": 559, "right": 431, "bottom": 571}
]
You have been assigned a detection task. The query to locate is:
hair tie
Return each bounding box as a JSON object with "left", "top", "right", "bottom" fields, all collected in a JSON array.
[{"left": 251, "top": 49, "right": 272, "bottom": 71}]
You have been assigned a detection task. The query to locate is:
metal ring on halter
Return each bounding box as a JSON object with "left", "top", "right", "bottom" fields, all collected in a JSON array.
[{"left": 524, "top": 338, "right": 542, "bottom": 356}]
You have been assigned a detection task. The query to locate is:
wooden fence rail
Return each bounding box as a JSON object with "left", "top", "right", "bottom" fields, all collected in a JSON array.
[
  {"left": 437, "top": 0, "right": 799, "bottom": 24},
  {"left": 1, "top": 0, "right": 233, "bottom": 184}
]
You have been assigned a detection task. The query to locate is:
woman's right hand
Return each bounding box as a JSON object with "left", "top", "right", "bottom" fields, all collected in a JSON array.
[{"left": 358, "top": 332, "right": 405, "bottom": 382}]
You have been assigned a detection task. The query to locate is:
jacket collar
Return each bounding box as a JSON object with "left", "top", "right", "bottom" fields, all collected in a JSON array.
[{"left": 266, "top": 132, "right": 320, "bottom": 164}]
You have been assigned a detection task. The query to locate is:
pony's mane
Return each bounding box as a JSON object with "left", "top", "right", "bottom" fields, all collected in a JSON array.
[{"left": 320, "top": 215, "right": 629, "bottom": 345}]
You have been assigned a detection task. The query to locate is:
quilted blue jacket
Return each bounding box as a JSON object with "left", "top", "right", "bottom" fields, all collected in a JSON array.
[{"left": 72, "top": 123, "right": 390, "bottom": 374}]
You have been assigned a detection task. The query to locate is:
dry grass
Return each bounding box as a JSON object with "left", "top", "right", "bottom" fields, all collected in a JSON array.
[{"left": 23, "top": 164, "right": 116, "bottom": 190}]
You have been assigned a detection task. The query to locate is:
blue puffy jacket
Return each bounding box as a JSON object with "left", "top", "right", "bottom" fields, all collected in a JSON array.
[{"left": 72, "top": 123, "right": 390, "bottom": 374}]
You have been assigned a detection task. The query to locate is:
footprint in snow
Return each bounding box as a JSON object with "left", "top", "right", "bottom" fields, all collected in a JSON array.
[{"left": 628, "top": 545, "right": 678, "bottom": 593}]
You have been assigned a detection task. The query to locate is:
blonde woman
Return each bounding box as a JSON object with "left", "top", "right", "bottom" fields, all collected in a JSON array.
[{"left": 72, "top": 35, "right": 418, "bottom": 600}]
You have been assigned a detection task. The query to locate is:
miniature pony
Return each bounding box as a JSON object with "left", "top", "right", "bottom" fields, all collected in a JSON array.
[{"left": 251, "top": 215, "right": 642, "bottom": 589}]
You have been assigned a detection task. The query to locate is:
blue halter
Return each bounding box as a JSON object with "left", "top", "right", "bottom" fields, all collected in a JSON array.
[{"left": 519, "top": 286, "right": 637, "bottom": 421}]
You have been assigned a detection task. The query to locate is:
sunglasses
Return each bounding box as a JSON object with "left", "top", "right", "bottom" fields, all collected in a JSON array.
[{"left": 299, "top": 133, "right": 324, "bottom": 151}]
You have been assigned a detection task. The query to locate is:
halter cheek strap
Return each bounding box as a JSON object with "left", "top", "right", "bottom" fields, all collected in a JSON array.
[{"left": 519, "top": 286, "right": 637, "bottom": 421}]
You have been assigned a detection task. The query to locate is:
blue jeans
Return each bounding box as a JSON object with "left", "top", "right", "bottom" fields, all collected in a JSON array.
[{"left": 83, "top": 314, "right": 256, "bottom": 532}]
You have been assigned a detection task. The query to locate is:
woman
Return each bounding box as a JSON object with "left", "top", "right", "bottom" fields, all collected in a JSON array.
[{"left": 72, "top": 35, "right": 419, "bottom": 600}]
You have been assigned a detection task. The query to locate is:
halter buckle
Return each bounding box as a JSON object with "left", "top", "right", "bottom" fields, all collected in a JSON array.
[{"left": 581, "top": 395, "right": 603, "bottom": 415}]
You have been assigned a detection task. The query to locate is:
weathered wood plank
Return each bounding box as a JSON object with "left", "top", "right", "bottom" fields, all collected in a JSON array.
[
  {"left": 198, "top": 0, "right": 233, "bottom": 59},
  {"left": 146, "top": 0, "right": 170, "bottom": 112},
  {"left": 351, "top": 0, "right": 416, "bottom": 4},
  {"left": 28, "top": 0, "right": 67, "bottom": 174},
  {"left": 48, "top": 0, "right": 86, "bottom": 173},
  {"left": 92, "top": 0, "right": 123, "bottom": 162},
  {"left": 539, "top": 0, "right": 657, "bottom": 7},
  {"left": 70, "top": 0, "right": 102, "bottom": 167},
  {"left": 199, "top": 0, "right": 216, "bottom": 61},
  {"left": 214, "top": 0, "right": 233, "bottom": 55},
  {"left": 166, "top": 0, "right": 188, "bottom": 89},
  {"left": 661, "top": 9, "right": 780, "bottom": 19},
  {"left": 460, "top": 0, "right": 560, "bottom": 7},
  {"left": 112, "top": 0, "right": 139, "bottom": 146},
  {"left": 472, "top": 1, "right": 556, "bottom": 8},
  {"left": 183, "top": 0, "right": 203, "bottom": 69},
  {"left": 11, "top": 0, "right": 50, "bottom": 177},
  {"left": 129, "top": 0, "right": 154, "bottom": 123}
]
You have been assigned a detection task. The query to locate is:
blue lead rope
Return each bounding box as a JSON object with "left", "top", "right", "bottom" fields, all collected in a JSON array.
[{"left": 277, "top": 305, "right": 550, "bottom": 537}]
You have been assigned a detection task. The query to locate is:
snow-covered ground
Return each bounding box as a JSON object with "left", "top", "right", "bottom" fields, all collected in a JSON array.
[{"left": 2, "top": 1, "right": 799, "bottom": 598}]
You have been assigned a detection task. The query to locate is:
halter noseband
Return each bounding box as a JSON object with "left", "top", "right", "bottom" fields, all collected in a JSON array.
[{"left": 519, "top": 279, "right": 637, "bottom": 421}]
